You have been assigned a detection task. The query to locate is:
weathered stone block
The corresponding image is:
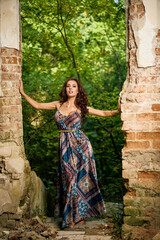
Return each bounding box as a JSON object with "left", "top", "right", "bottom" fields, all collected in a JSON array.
[
  {"left": 123, "top": 151, "right": 160, "bottom": 171},
  {"left": 152, "top": 232, "right": 160, "bottom": 240},
  {"left": 124, "top": 206, "right": 142, "bottom": 216},
  {"left": 6, "top": 219, "right": 15, "bottom": 228},
  {"left": 123, "top": 216, "right": 151, "bottom": 226},
  {"left": 5, "top": 157, "right": 24, "bottom": 173},
  {"left": 0, "top": 145, "right": 11, "bottom": 157},
  {"left": 0, "top": 213, "right": 8, "bottom": 227},
  {"left": 123, "top": 169, "right": 138, "bottom": 179},
  {"left": 0, "top": 189, "right": 12, "bottom": 214},
  {"left": 9, "top": 213, "right": 22, "bottom": 220}
]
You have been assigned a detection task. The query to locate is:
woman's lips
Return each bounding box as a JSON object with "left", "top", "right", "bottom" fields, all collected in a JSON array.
[{"left": 69, "top": 91, "right": 73, "bottom": 94}]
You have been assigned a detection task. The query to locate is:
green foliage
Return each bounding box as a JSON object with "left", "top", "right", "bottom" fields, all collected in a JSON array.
[
  {"left": 21, "top": 0, "right": 127, "bottom": 212},
  {"left": 33, "top": 205, "right": 47, "bottom": 222}
]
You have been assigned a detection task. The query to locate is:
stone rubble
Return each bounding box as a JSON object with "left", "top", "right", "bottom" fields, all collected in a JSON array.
[{"left": 0, "top": 216, "right": 121, "bottom": 240}]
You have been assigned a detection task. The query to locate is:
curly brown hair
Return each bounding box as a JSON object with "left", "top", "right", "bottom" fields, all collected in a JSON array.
[{"left": 59, "top": 78, "right": 89, "bottom": 120}]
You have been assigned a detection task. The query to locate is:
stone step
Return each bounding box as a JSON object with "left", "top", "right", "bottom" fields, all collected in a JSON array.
[
  {"left": 57, "top": 230, "right": 85, "bottom": 235},
  {"left": 46, "top": 217, "right": 108, "bottom": 229},
  {"left": 56, "top": 233, "right": 112, "bottom": 240},
  {"left": 83, "top": 236, "right": 112, "bottom": 240}
]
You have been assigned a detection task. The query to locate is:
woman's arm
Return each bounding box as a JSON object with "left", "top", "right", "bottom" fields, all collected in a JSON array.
[
  {"left": 87, "top": 97, "right": 121, "bottom": 117},
  {"left": 19, "top": 79, "right": 59, "bottom": 110}
]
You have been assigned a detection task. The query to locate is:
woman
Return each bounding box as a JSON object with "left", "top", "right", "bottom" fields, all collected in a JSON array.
[{"left": 19, "top": 77, "right": 121, "bottom": 229}]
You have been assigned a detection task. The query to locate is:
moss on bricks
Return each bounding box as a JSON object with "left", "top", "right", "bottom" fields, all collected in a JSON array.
[{"left": 124, "top": 216, "right": 151, "bottom": 226}]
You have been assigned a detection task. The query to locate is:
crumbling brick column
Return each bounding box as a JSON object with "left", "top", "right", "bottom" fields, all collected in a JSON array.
[
  {"left": 0, "top": 0, "right": 46, "bottom": 227},
  {"left": 122, "top": 0, "right": 160, "bottom": 239}
]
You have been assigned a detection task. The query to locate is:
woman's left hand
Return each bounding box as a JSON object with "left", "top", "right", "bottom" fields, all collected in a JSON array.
[{"left": 118, "top": 97, "right": 121, "bottom": 113}]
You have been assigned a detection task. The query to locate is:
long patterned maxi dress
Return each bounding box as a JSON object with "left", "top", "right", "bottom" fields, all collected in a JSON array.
[{"left": 54, "top": 109, "right": 106, "bottom": 228}]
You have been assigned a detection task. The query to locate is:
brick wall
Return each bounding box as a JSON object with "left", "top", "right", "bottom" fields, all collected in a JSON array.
[
  {"left": 0, "top": 0, "right": 46, "bottom": 227},
  {"left": 122, "top": 0, "right": 160, "bottom": 239},
  {"left": 0, "top": 48, "right": 23, "bottom": 140}
]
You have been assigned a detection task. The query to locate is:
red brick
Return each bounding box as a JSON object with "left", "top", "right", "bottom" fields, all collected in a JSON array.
[
  {"left": 1, "top": 124, "right": 11, "bottom": 131},
  {"left": 129, "top": 58, "right": 136, "bottom": 66},
  {"left": 131, "top": 85, "right": 147, "bottom": 93},
  {"left": 136, "top": 113, "right": 160, "bottom": 121},
  {"left": 125, "top": 132, "right": 135, "bottom": 140},
  {"left": 3, "top": 89, "right": 20, "bottom": 97},
  {"left": 129, "top": 49, "right": 136, "bottom": 58},
  {"left": 1, "top": 48, "right": 19, "bottom": 57},
  {"left": 1, "top": 57, "right": 18, "bottom": 64},
  {"left": 1, "top": 122, "right": 22, "bottom": 132},
  {"left": 18, "top": 58, "right": 22, "bottom": 65},
  {"left": 152, "top": 139, "right": 160, "bottom": 149},
  {"left": 122, "top": 103, "right": 151, "bottom": 113},
  {"left": 152, "top": 104, "right": 160, "bottom": 111},
  {"left": 138, "top": 11, "right": 145, "bottom": 19},
  {"left": 152, "top": 122, "right": 160, "bottom": 130},
  {"left": 136, "top": 132, "right": 160, "bottom": 140},
  {"left": 10, "top": 114, "right": 22, "bottom": 123},
  {"left": 150, "top": 67, "right": 160, "bottom": 75},
  {"left": 128, "top": 93, "right": 160, "bottom": 103},
  {"left": 1, "top": 65, "right": 21, "bottom": 73},
  {"left": 123, "top": 169, "right": 138, "bottom": 179},
  {"left": 121, "top": 113, "right": 136, "bottom": 121},
  {"left": 155, "top": 48, "right": 160, "bottom": 55},
  {"left": 124, "top": 188, "right": 136, "bottom": 197},
  {"left": 18, "top": 50, "right": 22, "bottom": 57},
  {"left": 138, "top": 171, "right": 160, "bottom": 179},
  {"left": 1, "top": 106, "right": 19, "bottom": 114},
  {"left": 129, "top": 5, "right": 135, "bottom": 14},
  {"left": 1, "top": 82, "right": 12, "bottom": 89},
  {"left": 124, "top": 141, "right": 150, "bottom": 149},
  {"left": 129, "top": 28, "right": 135, "bottom": 41},
  {"left": 2, "top": 73, "right": 21, "bottom": 81},
  {"left": 0, "top": 130, "right": 11, "bottom": 139},
  {"left": 9, "top": 98, "right": 17, "bottom": 105},
  {"left": 129, "top": 66, "right": 139, "bottom": 75},
  {"left": 0, "top": 98, "right": 10, "bottom": 106},
  {"left": 129, "top": 40, "right": 136, "bottom": 50},
  {"left": 131, "top": 0, "right": 143, "bottom": 4},
  {"left": 156, "top": 30, "right": 160, "bottom": 38},
  {"left": 1, "top": 48, "right": 8, "bottom": 55},
  {"left": 147, "top": 85, "right": 160, "bottom": 93},
  {"left": 137, "top": 4, "right": 145, "bottom": 13},
  {"left": 136, "top": 76, "right": 158, "bottom": 84},
  {"left": 9, "top": 49, "right": 18, "bottom": 56},
  {"left": 16, "top": 98, "right": 22, "bottom": 105},
  {"left": 122, "top": 121, "right": 150, "bottom": 131}
]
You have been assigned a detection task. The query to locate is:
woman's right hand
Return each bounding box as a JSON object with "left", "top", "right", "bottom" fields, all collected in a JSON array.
[{"left": 19, "top": 79, "right": 25, "bottom": 95}]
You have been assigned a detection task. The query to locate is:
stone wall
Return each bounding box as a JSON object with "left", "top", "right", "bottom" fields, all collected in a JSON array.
[
  {"left": 0, "top": 0, "right": 46, "bottom": 228},
  {"left": 122, "top": 0, "right": 160, "bottom": 239}
]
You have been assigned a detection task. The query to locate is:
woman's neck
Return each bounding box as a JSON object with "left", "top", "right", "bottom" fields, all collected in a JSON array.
[{"left": 66, "top": 97, "right": 76, "bottom": 107}]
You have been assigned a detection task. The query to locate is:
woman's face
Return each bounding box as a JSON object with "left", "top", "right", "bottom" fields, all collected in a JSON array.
[{"left": 66, "top": 80, "right": 78, "bottom": 97}]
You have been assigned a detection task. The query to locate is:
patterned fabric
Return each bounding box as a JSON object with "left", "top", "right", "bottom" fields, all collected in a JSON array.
[{"left": 54, "top": 109, "right": 106, "bottom": 228}]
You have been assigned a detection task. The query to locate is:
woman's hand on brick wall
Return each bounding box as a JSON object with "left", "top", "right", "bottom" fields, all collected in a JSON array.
[{"left": 19, "top": 79, "right": 25, "bottom": 95}]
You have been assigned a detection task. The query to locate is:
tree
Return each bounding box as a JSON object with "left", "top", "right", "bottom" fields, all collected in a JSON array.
[{"left": 21, "top": 0, "right": 126, "bottom": 212}]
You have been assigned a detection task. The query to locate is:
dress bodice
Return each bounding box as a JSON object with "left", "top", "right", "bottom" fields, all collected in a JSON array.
[{"left": 55, "top": 110, "right": 82, "bottom": 131}]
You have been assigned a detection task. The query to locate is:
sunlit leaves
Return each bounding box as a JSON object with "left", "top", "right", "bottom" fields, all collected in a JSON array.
[{"left": 21, "top": 0, "right": 126, "bottom": 204}]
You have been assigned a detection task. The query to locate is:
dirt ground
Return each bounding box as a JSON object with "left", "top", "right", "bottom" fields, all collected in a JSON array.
[{"left": 0, "top": 216, "right": 122, "bottom": 240}]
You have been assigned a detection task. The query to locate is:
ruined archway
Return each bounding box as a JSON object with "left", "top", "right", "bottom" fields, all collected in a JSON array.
[
  {"left": 0, "top": 0, "right": 46, "bottom": 227},
  {"left": 121, "top": 0, "right": 160, "bottom": 239}
]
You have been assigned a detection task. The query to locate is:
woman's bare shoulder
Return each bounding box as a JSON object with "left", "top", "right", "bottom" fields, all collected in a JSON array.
[{"left": 54, "top": 101, "right": 61, "bottom": 109}]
